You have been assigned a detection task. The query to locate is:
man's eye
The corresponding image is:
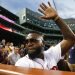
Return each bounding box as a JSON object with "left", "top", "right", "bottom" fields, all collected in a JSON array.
[
  {"left": 25, "top": 39, "right": 38, "bottom": 44},
  {"left": 30, "top": 39, "right": 38, "bottom": 42}
]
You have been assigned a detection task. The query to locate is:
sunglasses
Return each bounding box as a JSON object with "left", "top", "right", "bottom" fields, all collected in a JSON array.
[{"left": 25, "top": 39, "right": 39, "bottom": 44}]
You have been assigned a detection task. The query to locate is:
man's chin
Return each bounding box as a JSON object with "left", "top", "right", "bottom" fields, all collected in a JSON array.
[
  {"left": 28, "top": 52, "right": 36, "bottom": 59},
  {"left": 27, "top": 47, "right": 42, "bottom": 59}
]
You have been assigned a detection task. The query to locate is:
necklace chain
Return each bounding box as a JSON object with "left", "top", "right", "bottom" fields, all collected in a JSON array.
[{"left": 34, "top": 61, "right": 44, "bottom": 69}]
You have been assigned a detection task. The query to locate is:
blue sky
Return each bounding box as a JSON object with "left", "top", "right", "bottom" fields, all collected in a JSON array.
[{"left": 0, "top": 0, "right": 75, "bottom": 19}]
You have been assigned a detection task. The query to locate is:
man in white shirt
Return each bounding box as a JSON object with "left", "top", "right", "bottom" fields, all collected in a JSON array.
[
  {"left": 8, "top": 46, "right": 20, "bottom": 65},
  {"left": 15, "top": 1, "right": 75, "bottom": 70}
]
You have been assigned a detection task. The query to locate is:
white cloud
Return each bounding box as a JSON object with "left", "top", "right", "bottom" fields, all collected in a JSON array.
[{"left": 52, "top": 0, "right": 75, "bottom": 18}]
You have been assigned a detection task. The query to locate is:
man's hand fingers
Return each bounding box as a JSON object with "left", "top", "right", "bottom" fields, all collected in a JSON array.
[
  {"left": 40, "top": 4, "right": 46, "bottom": 11},
  {"left": 42, "top": 3, "right": 47, "bottom": 9},
  {"left": 38, "top": 8, "right": 45, "bottom": 15},
  {"left": 48, "top": 1, "right": 51, "bottom": 7}
]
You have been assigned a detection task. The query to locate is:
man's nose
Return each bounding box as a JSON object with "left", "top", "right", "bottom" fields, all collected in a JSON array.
[{"left": 27, "top": 41, "right": 33, "bottom": 46}]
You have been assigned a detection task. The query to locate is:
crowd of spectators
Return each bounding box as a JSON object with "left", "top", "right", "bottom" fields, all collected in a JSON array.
[
  {"left": 0, "top": 38, "right": 75, "bottom": 71},
  {"left": 0, "top": 39, "right": 27, "bottom": 65}
]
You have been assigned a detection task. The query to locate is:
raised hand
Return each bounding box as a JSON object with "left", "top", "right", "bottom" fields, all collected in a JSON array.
[{"left": 38, "top": 2, "right": 58, "bottom": 20}]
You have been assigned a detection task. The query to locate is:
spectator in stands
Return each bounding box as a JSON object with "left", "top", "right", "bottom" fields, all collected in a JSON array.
[
  {"left": 9, "top": 42, "right": 14, "bottom": 52},
  {"left": 1, "top": 46, "right": 9, "bottom": 64},
  {"left": 19, "top": 44, "right": 27, "bottom": 57},
  {"left": 57, "top": 58, "right": 71, "bottom": 71},
  {"left": 0, "top": 39, "right": 6, "bottom": 47},
  {"left": 5, "top": 42, "right": 11, "bottom": 54},
  {"left": 15, "top": 1, "right": 75, "bottom": 70},
  {"left": 69, "top": 44, "right": 75, "bottom": 64},
  {"left": 0, "top": 45, "right": 4, "bottom": 63},
  {"left": 8, "top": 46, "right": 20, "bottom": 65}
]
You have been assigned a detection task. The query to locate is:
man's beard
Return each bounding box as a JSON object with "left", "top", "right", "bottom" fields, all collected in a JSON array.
[{"left": 27, "top": 46, "right": 44, "bottom": 59}]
